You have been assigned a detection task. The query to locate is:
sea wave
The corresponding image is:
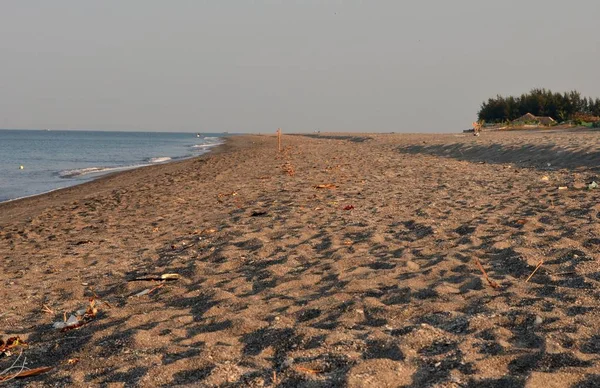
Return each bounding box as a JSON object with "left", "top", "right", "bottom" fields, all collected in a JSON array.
[
  {"left": 191, "top": 144, "right": 214, "bottom": 149},
  {"left": 192, "top": 141, "right": 223, "bottom": 149},
  {"left": 191, "top": 136, "right": 223, "bottom": 149},
  {"left": 58, "top": 138, "right": 223, "bottom": 179},
  {"left": 148, "top": 156, "right": 172, "bottom": 163},
  {"left": 59, "top": 165, "right": 144, "bottom": 178}
]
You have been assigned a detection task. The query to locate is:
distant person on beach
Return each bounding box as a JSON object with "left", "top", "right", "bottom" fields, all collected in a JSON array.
[{"left": 472, "top": 121, "right": 481, "bottom": 136}]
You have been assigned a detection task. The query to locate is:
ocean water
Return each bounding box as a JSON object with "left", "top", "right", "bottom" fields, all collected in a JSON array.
[{"left": 0, "top": 130, "right": 224, "bottom": 203}]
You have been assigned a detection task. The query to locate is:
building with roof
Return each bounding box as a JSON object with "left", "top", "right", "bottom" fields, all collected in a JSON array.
[{"left": 512, "top": 113, "right": 556, "bottom": 126}]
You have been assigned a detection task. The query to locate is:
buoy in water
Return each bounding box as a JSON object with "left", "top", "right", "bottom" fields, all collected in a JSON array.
[{"left": 19, "top": 165, "right": 24, "bottom": 170}]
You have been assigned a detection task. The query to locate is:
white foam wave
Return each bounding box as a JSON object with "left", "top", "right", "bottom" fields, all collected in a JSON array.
[
  {"left": 191, "top": 139, "right": 223, "bottom": 150},
  {"left": 192, "top": 144, "right": 217, "bottom": 149},
  {"left": 59, "top": 165, "right": 144, "bottom": 178},
  {"left": 58, "top": 138, "right": 223, "bottom": 179},
  {"left": 149, "top": 156, "right": 172, "bottom": 163}
]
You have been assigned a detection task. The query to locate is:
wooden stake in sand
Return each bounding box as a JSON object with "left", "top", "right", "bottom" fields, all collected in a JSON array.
[{"left": 277, "top": 128, "right": 282, "bottom": 152}]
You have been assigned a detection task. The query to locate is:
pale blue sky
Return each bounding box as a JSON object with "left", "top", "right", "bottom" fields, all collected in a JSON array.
[{"left": 1, "top": 1, "right": 599, "bottom": 133}]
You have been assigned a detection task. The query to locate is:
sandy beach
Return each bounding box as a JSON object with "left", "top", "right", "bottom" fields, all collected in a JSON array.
[{"left": 2, "top": 130, "right": 600, "bottom": 387}]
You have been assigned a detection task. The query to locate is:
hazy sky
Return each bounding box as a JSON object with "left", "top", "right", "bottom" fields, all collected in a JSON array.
[{"left": 1, "top": 1, "right": 599, "bottom": 133}]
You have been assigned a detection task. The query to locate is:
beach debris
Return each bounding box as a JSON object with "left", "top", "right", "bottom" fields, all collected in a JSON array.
[
  {"left": 0, "top": 337, "right": 27, "bottom": 357},
  {"left": 73, "top": 240, "right": 93, "bottom": 246},
  {"left": 134, "top": 289, "right": 152, "bottom": 297},
  {"left": 88, "top": 288, "right": 113, "bottom": 309},
  {"left": 41, "top": 304, "right": 55, "bottom": 315},
  {"left": 558, "top": 186, "right": 568, "bottom": 190},
  {"left": 128, "top": 273, "right": 180, "bottom": 282},
  {"left": 588, "top": 181, "right": 598, "bottom": 190},
  {"left": 52, "top": 298, "right": 98, "bottom": 331},
  {"left": 194, "top": 228, "right": 217, "bottom": 235},
  {"left": 66, "top": 358, "right": 79, "bottom": 366},
  {"left": 0, "top": 353, "right": 52, "bottom": 382},
  {"left": 343, "top": 205, "right": 354, "bottom": 211},
  {"left": 129, "top": 274, "right": 178, "bottom": 297},
  {"left": 134, "top": 283, "right": 165, "bottom": 297},
  {"left": 540, "top": 176, "right": 550, "bottom": 181},
  {"left": 282, "top": 162, "right": 295, "bottom": 176},
  {"left": 250, "top": 210, "right": 268, "bottom": 217},
  {"left": 294, "top": 366, "right": 321, "bottom": 375},
  {"left": 314, "top": 184, "right": 336, "bottom": 189},
  {"left": 217, "top": 191, "right": 238, "bottom": 202},
  {"left": 525, "top": 260, "right": 544, "bottom": 283},
  {"left": 474, "top": 258, "right": 500, "bottom": 289}
]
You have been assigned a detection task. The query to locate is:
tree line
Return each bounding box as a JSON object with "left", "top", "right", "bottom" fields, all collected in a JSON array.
[{"left": 477, "top": 89, "right": 600, "bottom": 123}]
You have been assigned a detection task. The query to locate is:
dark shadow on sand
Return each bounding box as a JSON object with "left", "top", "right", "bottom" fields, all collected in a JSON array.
[{"left": 397, "top": 142, "right": 600, "bottom": 171}]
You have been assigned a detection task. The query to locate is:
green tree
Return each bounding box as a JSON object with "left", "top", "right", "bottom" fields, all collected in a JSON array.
[{"left": 477, "top": 89, "right": 600, "bottom": 123}]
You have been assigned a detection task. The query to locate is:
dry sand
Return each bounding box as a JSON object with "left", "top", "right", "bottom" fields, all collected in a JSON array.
[{"left": 1, "top": 130, "right": 600, "bottom": 387}]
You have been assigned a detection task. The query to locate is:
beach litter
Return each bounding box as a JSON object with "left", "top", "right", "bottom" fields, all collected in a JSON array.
[
  {"left": 0, "top": 367, "right": 53, "bottom": 382},
  {"left": 526, "top": 260, "right": 544, "bottom": 283},
  {"left": 0, "top": 353, "right": 52, "bottom": 383},
  {"left": 0, "top": 337, "right": 27, "bottom": 357},
  {"left": 294, "top": 366, "right": 321, "bottom": 375},
  {"left": 540, "top": 176, "right": 550, "bottom": 181},
  {"left": 474, "top": 258, "right": 500, "bottom": 289},
  {"left": 41, "top": 304, "right": 55, "bottom": 315},
  {"left": 134, "top": 283, "right": 164, "bottom": 297},
  {"left": 194, "top": 228, "right": 217, "bottom": 235},
  {"left": 217, "top": 191, "right": 238, "bottom": 202},
  {"left": 0, "top": 338, "right": 52, "bottom": 382},
  {"left": 588, "top": 181, "right": 598, "bottom": 190},
  {"left": 52, "top": 298, "right": 100, "bottom": 331},
  {"left": 314, "top": 184, "right": 336, "bottom": 189},
  {"left": 128, "top": 273, "right": 180, "bottom": 298},
  {"left": 282, "top": 162, "right": 295, "bottom": 176},
  {"left": 128, "top": 273, "right": 180, "bottom": 282},
  {"left": 558, "top": 186, "right": 568, "bottom": 190}
]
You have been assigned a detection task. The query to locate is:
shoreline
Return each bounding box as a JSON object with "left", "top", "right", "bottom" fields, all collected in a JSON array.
[
  {"left": 2, "top": 131, "right": 600, "bottom": 386},
  {"left": 0, "top": 139, "right": 231, "bottom": 224},
  {"left": 0, "top": 130, "right": 226, "bottom": 206}
]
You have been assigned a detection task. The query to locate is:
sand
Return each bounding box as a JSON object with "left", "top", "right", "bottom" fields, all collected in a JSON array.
[{"left": 1, "top": 130, "right": 600, "bottom": 387}]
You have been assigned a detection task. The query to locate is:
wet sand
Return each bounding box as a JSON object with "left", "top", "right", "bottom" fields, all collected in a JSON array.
[{"left": 1, "top": 130, "right": 600, "bottom": 387}]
